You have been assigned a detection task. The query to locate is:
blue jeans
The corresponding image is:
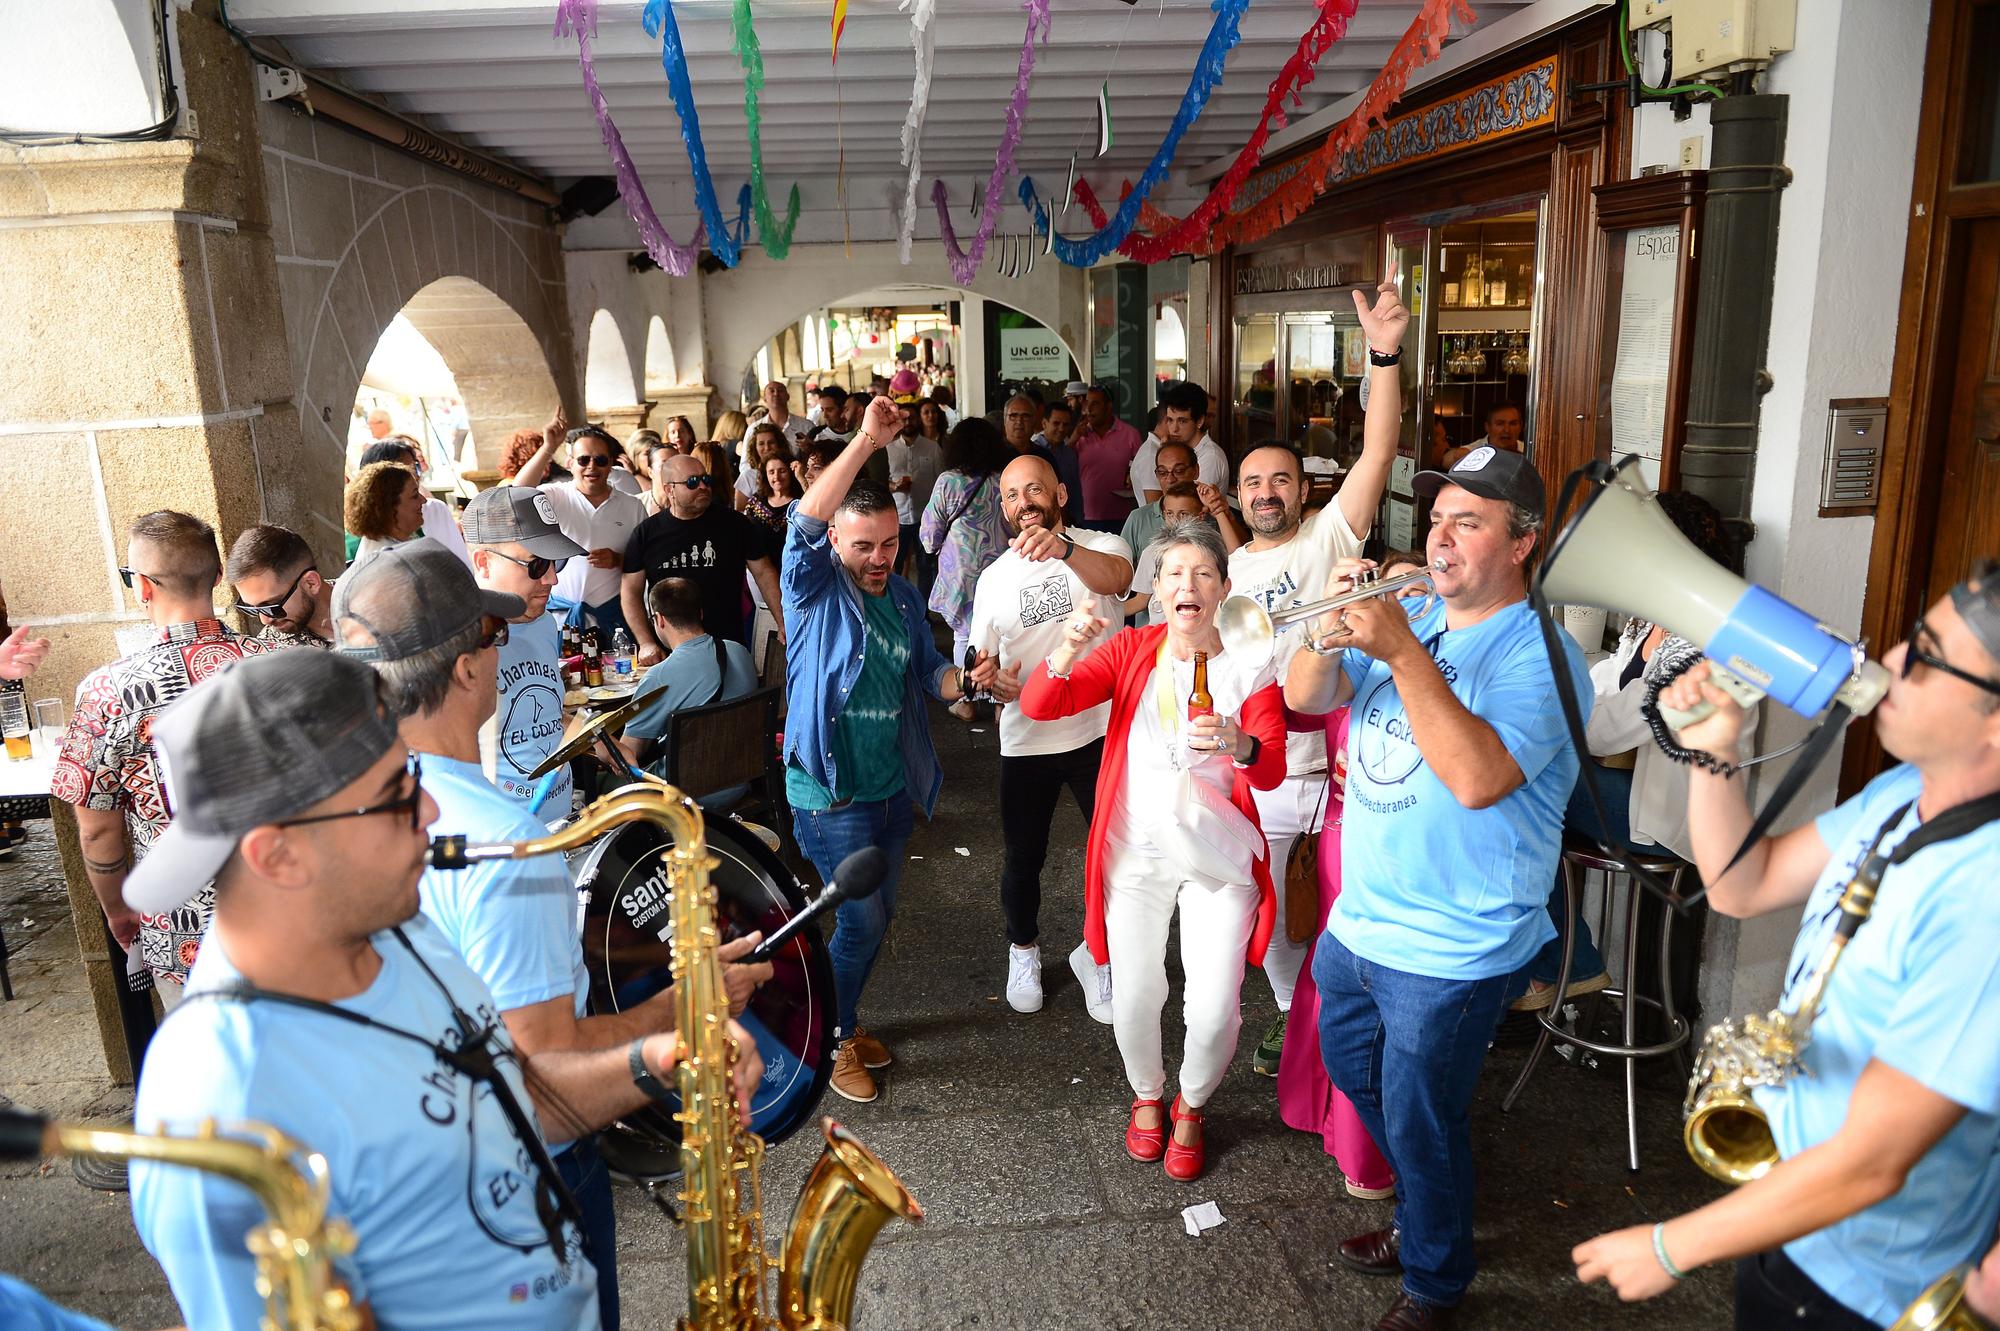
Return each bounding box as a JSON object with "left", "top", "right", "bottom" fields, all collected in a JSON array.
[
  {"left": 792, "top": 793, "right": 914, "bottom": 1036},
  {"left": 555, "top": 1136, "right": 619, "bottom": 1330},
  {"left": 1314, "top": 933, "right": 1518, "bottom": 1308},
  {"left": 1527, "top": 765, "right": 1631, "bottom": 983}
]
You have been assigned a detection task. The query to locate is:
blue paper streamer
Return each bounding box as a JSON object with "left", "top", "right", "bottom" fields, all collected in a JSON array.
[
  {"left": 644, "top": 0, "right": 752, "bottom": 266},
  {"left": 1020, "top": 0, "right": 1250, "bottom": 268}
]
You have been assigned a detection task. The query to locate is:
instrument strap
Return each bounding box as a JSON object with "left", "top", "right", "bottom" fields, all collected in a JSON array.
[
  {"left": 1821, "top": 788, "right": 2000, "bottom": 952},
  {"left": 172, "top": 927, "right": 586, "bottom": 1248}
]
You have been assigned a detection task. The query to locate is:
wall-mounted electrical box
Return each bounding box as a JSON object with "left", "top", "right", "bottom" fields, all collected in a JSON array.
[
  {"left": 1632, "top": 0, "right": 1798, "bottom": 83},
  {"left": 1819, "top": 397, "right": 1887, "bottom": 515}
]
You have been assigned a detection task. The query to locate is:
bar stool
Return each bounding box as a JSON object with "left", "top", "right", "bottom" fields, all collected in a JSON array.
[{"left": 1503, "top": 838, "right": 1692, "bottom": 1171}]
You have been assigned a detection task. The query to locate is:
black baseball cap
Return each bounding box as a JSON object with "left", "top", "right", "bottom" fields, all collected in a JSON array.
[
  {"left": 123, "top": 651, "right": 403, "bottom": 915},
  {"left": 461, "top": 486, "right": 586, "bottom": 561},
  {"left": 333, "top": 538, "right": 523, "bottom": 663},
  {"left": 1411, "top": 446, "right": 1546, "bottom": 517}
]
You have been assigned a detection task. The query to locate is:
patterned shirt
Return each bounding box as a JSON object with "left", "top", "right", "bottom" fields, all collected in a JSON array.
[
  {"left": 918, "top": 469, "right": 1008, "bottom": 638},
  {"left": 256, "top": 622, "right": 329, "bottom": 651},
  {"left": 50, "top": 620, "right": 278, "bottom": 985}
]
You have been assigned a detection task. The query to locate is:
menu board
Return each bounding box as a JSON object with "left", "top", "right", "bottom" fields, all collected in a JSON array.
[{"left": 1608, "top": 223, "right": 1679, "bottom": 488}]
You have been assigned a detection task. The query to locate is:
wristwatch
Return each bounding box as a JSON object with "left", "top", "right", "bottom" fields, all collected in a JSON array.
[
  {"left": 629, "top": 1037, "right": 672, "bottom": 1103},
  {"left": 1058, "top": 533, "right": 1076, "bottom": 561},
  {"left": 1367, "top": 347, "right": 1403, "bottom": 367}
]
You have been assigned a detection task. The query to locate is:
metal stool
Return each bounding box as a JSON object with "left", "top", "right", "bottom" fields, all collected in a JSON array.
[{"left": 1503, "top": 839, "right": 1692, "bottom": 1171}]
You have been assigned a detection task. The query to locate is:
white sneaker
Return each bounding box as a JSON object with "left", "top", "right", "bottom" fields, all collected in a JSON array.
[
  {"left": 1069, "top": 942, "right": 1113, "bottom": 1025},
  {"left": 1006, "top": 944, "right": 1044, "bottom": 1013}
]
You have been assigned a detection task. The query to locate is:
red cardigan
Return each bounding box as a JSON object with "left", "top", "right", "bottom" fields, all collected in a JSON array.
[{"left": 1019, "top": 623, "right": 1290, "bottom": 968}]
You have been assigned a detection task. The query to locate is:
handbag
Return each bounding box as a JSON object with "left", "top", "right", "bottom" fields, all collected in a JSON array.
[{"left": 1283, "top": 771, "right": 1330, "bottom": 944}]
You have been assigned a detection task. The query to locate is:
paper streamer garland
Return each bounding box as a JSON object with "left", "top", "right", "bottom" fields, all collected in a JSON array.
[
  {"left": 1020, "top": 0, "right": 1251, "bottom": 269},
  {"left": 643, "top": 0, "right": 751, "bottom": 266},
  {"left": 896, "top": 0, "right": 940, "bottom": 264},
  {"left": 553, "top": 0, "right": 701, "bottom": 277},
  {"left": 931, "top": 0, "right": 1050, "bottom": 285},
  {"left": 732, "top": 0, "right": 802, "bottom": 259}
]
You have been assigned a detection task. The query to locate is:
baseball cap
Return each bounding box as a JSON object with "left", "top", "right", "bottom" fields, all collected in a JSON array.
[
  {"left": 123, "top": 650, "right": 403, "bottom": 915},
  {"left": 1411, "top": 446, "right": 1546, "bottom": 518},
  {"left": 1951, "top": 559, "right": 2000, "bottom": 664},
  {"left": 461, "top": 486, "right": 587, "bottom": 561},
  {"left": 333, "top": 538, "right": 524, "bottom": 663},
  {"left": 1063, "top": 380, "right": 1088, "bottom": 397}
]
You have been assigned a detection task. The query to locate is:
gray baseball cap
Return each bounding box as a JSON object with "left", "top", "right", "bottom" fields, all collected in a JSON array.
[
  {"left": 461, "top": 486, "right": 586, "bottom": 561},
  {"left": 333, "top": 538, "right": 523, "bottom": 663},
  {"left": 1412, "top": 445, "right": 1546, "bottom": 518},
  {"left": 1951, "top": 560, "right": 2000, "bottom": 665},
  {"left": 124, "top": 650, "right": 403, "bottom": 915}
]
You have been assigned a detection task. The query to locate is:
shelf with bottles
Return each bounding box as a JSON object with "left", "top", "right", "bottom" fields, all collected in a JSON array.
[{"left": 1437, "top": 217, "right": 1538, "bottom": 312}]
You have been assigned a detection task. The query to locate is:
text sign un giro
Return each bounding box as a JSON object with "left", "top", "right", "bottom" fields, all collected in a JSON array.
[{"left": 999, "top": 328, "right": 1068, "bottom": 380}]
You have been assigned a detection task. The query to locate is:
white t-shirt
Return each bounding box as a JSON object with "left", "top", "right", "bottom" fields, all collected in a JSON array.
[
  {"left": 1226, "top": 502, "right": 1364, "bottom": 774},
  {"left": 771, "top": 413, "right": 812, "bottom": 446},
  {"left": 1128, "top": 433, "right": 1230, "bottom": 500},
  {"left": 609, "top": 466, "right": 645, "bottom": 498},
  {"left": 969, "top": 526, "right": 1131, "bottom": 757},
  {"left": 419, "top": 496, "right": 472, "bottom": 567},
  {"left": 540, "top": 483, "right": 647, "bottom": 607},
  {"left": 1105, "top": 647, "right": 1265, "bottom": 855},
  {"left": 886, "top": 435, "right": 944, "bottom": 525}
]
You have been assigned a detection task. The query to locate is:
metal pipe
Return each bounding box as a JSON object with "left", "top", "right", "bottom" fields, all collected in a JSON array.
[{"left": 299, "top": 77, "right": 559, "bottom": 207}]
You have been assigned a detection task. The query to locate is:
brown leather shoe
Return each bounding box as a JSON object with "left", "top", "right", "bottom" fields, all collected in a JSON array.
[
  {"left": 1336, "top": 1226, "right": 1402, "bottom": 1277},
  {"left": 1374, "top": 1292, "right": 1455, "bottom": 1330},
  {"left": 848, "top": 1027, "right": 892, "bottom": 1069},
  {"left": 829, "top": 1040, "right": 878, "bottom": 1103}
]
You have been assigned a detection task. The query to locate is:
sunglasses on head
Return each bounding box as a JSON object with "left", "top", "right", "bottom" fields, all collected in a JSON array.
[
  {"left": 235, "top": 566, "right": 316, "bottom": 618},
  {"left": 486, "top": 549, "right": 567, "bottom": 579}
]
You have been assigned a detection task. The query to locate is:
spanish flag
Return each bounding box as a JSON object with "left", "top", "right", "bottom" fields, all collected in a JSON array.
[{"left": 831, "top": 0, "right": 849, "bottom": 62}]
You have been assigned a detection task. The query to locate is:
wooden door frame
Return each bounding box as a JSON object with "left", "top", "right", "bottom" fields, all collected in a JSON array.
[{"left": 1844, "top": 0, "right": 2000, "bottom": 793}]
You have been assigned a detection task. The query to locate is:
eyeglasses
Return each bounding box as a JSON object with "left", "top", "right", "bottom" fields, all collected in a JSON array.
[
  {"left": 674, "top": 475, "right": 715, "bottom": 490},
  {"left": 235, "top": 567, "right": 316, "bottom": 618},
  {"left": 117, "top": 567, "right": 162, "bottom": 589},
  {"left": 274, "top": 756, "right": 426, "bottom": 832},
  {"left": 1902, "top": 616, "right": 2000, "bottom": 698},
  {"left": 477, "top": 615, "right": 511, "bottom": 651},
  {"left": 486, "top": 549, "right": 567, "bottom": 579}
]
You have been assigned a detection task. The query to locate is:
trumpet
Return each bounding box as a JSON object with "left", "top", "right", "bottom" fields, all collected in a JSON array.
[{"left": 1217, "top": 560, "right": 1444, "bottom": 661}]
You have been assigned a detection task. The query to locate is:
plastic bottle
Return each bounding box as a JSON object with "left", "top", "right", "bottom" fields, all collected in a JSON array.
[{"left": 610, "top": 628, "right": 635, "bottom": 681}]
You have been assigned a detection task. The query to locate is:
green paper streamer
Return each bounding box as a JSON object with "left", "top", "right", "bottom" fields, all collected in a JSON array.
[{"left": 733, "top": 0, "right": 802, "bottom": 258}]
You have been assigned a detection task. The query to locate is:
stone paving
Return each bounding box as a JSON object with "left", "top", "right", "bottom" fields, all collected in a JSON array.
[{"left": 0, "top": 705, "right": 1736, "bottom": 1330}]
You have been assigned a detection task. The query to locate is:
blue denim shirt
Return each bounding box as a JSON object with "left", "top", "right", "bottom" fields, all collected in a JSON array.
[{"left": 781, "top": 506, "right": 952, "bottom": 816}]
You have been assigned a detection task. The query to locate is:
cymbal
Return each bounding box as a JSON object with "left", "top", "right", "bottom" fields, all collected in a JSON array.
[{"left": 528, "top": 690, "right": 651, "bottom": 780}]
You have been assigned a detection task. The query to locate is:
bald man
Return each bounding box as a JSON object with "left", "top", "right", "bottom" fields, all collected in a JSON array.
[{"left": 967, "top": 455, "right": 1132, "bottom": 1016}]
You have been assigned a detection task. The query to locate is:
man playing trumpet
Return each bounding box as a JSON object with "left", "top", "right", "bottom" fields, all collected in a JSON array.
[{"left": 1574, "top": 561, "right": 2000, "bottom": 1330}]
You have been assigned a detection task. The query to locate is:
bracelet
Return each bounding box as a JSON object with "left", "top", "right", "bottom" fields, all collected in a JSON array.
[
  {"left": 1231, "top": 733, "right": 1262, "bottom": 769},
  {"left": 1650, "top": 1223, "right": 1685, "bottom": 1281},
  {"left": 1045, "top": 653, "right": 1073, "bottom": 680},
  {"left": 1367, "top": 347, "right": 1403, "bottom": 367}
]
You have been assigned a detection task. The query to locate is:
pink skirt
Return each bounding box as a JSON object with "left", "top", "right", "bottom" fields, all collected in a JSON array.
[{"left": 1274, "top": 800, "right": 1394, "bottom": 1193}]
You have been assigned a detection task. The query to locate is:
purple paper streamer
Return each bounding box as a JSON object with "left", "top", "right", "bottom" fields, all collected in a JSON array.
[
  {"left": 932, "top": 0, "right": 1049, "bottom": 285},
  {"left": 554, "top": 0, "right": 701, "bottom": 277}
]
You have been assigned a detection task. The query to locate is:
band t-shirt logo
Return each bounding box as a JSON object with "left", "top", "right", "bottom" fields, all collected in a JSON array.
[
  {"left": 622, "top": 506, "right": 768, "bottom": 647},
  {"left": 482, "top": 613, "right": 572, "bottom": 819}
]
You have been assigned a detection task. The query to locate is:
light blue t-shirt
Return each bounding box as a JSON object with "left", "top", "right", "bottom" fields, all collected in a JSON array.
[
  {"left": 1330, "top": 598, "right": 1589, "bottom": 980},
  {"left": 1760, "top": 763, "right": 2000, "bottom": 1325},
  {"left": 484, "top": 612, "right": 572, "bottom": 818},
  {"left": 0, "top": 1277, "right": 113, "bottom": 1331},
  {"left": 130, "top": 915, "right": 597, "bottom": 1331},
  {"left": 625, "top": 633, "right": 760, "bottom": 809}
]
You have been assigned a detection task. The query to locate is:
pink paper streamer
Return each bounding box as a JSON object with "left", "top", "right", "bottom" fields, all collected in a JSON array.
[
  {"left": 555, "top": 0, "right": 702, "bottom": 277},
  {"left": 932, "top": 0, "right": 1049, "bottom": 285}
]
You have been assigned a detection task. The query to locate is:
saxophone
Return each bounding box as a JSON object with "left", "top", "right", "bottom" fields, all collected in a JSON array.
[
  {"left": 0, "top": 1111, "right": 360, "bottom": 1331},
  {"left": 430, "top": 783, "right": 923, "bottom": 1330}
]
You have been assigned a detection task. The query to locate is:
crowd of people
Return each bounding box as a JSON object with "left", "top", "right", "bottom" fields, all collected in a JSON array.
[{"left": 2, "top": 265, "right": 1997, "bottom": 1331}]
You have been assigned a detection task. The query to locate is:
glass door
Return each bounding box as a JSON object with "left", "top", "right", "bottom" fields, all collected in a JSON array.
[{"left": 1232, "top": 313, "right": 1279, "bottom": 454}]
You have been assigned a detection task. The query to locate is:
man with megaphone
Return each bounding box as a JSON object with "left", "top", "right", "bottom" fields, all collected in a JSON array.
[
  {"left": 1282, "top": 447, "right": 1592, "bottom": 1331},
  {"left": 1574, "top": 561, "right": 2000, "bottom": 1331}
]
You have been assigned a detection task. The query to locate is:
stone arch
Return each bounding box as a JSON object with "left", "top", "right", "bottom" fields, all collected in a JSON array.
[
  {"left": 643, "top": 314, "right": 677, "bottom": 394},
  {"left": 584, "top": 307, "right": 638, "bottom": 414},
  {"left": 283, "top": 178, "right": 576, "bottom": 515}
]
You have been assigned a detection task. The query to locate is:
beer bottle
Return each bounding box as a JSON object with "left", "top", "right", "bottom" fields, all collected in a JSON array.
[
  {"left": 1, "top": 679, "right": 31, "bottom": 762},
  {"left": 1188, "top": 651, "right": 1213, "bottom": 720}
]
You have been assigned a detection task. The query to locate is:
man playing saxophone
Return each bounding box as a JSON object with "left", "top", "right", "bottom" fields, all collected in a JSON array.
[
  {"left": 1574, "top": 562, "right": 2000, "bottom": 1330},
  {"left": 123, "top": 648, "right": 762, "bottom": 1331}
]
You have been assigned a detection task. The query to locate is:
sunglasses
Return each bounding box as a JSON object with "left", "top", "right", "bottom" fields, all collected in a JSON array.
[
  {"left": 674, "top": 475, "right": 715, "bottom": 490},
  {"left": 275, "top": 756, "right": 426, "bottom": 832},
  {"left": 485, "top": 549, "right": 567, "bottom": 579},
  {"left": 477, "top": 615, "right": 511, "bottom": 651},
  {"left": 570, "top": 454, "right": 612, "bottom": 469},
  {"left": 235, "top": 566, "right": 316, "bottom": 619},
  {"left": 1903, "top": 616, "right": 2000, "bottom": 698},
  {"left": 117, "top": 567, "right": 161, "bottom": 589}
]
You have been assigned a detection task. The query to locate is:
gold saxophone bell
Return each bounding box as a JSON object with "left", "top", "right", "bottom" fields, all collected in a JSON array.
[
  {"left": 430, "top": 783, "right": 922, "bottom": 1331},
  {"left": 1, "top": 1112, "right": 359, "bottom": 1331},
  {"left": 1889, "top": 1265, "right": 1995, "bottom": 1331}
]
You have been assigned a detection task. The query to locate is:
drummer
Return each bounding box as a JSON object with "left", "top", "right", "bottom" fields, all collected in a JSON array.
[
  {"left": 614, "top": 577, "right": 758, "bottom": 805},
  {"left": 334, "top": 540, "right": 772, "bottom": 1331}
]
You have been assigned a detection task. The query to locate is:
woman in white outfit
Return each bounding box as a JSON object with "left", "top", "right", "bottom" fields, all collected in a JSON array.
[{"left": 1020, "top": 522, "right": 1289, "bottom": 1181}]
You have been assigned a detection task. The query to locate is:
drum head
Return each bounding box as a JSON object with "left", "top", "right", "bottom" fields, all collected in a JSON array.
[{"left": 573, "top": 815, "right": 834, "bottom": 1181}]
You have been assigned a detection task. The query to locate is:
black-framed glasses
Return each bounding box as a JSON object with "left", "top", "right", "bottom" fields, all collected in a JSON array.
[
  {"left": 117, "top": 567, "right": 162, "bottom": 589},
  {"left": 674, "top": 475, "right": 714, "bottom": 490},
  {"left": 1903, "top": 616, "right": 2000, "bottom": 698},
  {"left": 234, "top": 566, "right": 315, "bottom": 619},
  {"left": 274, "top": 756, "right": 425, "bottom": 832},
  {"left": 486, "top": 549, "right": 567, "bottom": 579}
]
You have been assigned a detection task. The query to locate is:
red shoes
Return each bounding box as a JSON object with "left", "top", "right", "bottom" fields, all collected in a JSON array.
[
  {"left": 1164, "top": 1095, "right": 1205, "bottom": 1181},
  {"left": 1125, "top": 1097, "right": 1165, "bottom": 1162}
]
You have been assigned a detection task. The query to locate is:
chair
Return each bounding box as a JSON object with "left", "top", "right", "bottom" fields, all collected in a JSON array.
[
  {"left": 1502, "top": 837, "right": 1693, "bottom": 1172},
  {"left": 757, "top": 629, "right": 785, "bottom": 698},
  {"left": 657, "top": 685, "right": 787, "bottom": 838}
]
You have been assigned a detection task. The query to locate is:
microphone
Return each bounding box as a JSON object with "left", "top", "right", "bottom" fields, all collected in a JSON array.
[
  {"left": 743, "top": 846, "right": 889, "bottom": 964},
  {"left": 0, "top": 1109, "right": 52, "bottom": 1161}
]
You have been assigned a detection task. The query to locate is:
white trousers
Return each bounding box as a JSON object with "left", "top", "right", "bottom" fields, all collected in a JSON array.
[
  {"left": 1103, "top": 844, "right": 1258, "bottom": 1108},
  {"left": 1250, "top": 771, "right": 1328, "bottom": 1011}
]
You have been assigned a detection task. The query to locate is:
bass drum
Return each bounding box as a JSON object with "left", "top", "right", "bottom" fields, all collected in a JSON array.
[{"left": 571, "top": 814, "right": 834, "bottom": 1181}]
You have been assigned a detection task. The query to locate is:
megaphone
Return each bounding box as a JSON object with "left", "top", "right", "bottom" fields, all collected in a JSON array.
[{"left": 1541, "top": 456, "right": 1890, "bottom": 729}]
